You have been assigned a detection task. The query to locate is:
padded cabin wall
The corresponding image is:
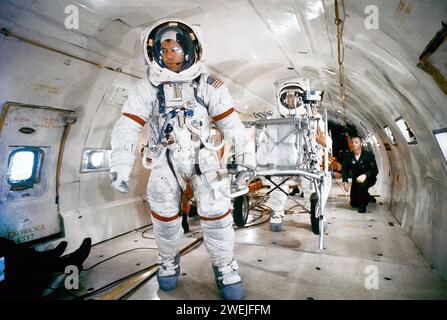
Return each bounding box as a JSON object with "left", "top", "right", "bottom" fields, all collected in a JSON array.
[
  {"left": 327, "top": 0, "right": 447, "bottom": 279},
  {"left": 0, "top": 24, "right": 151, "bottom": 253}
]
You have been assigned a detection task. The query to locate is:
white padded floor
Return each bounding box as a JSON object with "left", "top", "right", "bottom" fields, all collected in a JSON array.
[{"left": 45, "top": 180, "right": 447, "bottom": 300}]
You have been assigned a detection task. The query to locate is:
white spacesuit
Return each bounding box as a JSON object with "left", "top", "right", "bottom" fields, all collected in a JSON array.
[
  {"left": 109, "top": 19, "right": 255, "bottom": 300},
  {"left": 256, "top": 79, "right": 332, "bottom": 232}
]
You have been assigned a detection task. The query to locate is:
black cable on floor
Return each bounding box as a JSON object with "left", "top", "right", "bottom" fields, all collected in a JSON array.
[
  {"left": 75, "top": 264, "right": 159, "bottom": 300},
  {"left": 141, "top": 227, "right": 155, "bottom": 239},
  {"left": 55, "top": 197, "right": 268, "bottom": 300},
  {"left": 78, "top": 237, "right": 204, "bottom": 300},
  {"left": 41, "top": 246, "right": 158, "bottom": 298},
  {"left": 83, "top": 247, "right": 157, "bottom": 271}
]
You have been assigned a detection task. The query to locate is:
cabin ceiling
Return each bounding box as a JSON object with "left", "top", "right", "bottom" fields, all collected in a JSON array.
[{"left": 0, "top": 0, "right": 446, "bottom": 127}]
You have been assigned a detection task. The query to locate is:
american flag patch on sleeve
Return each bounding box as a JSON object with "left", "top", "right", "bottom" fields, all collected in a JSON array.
[{"left": 206, "top": 74, "right": 224, "bottom": 88}]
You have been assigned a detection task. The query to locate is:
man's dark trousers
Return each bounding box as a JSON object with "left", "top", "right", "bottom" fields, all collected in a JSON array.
[{"left": 350, "top": 176, "right": 377, "bottom": 207}]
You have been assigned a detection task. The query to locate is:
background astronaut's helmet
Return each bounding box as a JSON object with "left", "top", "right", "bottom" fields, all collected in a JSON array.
[
  {"left": 145, "top": 21, "right": 202, "bottom": 73},
  {"left": 277, "top": 83, "right": 306, "bottom": 117}
]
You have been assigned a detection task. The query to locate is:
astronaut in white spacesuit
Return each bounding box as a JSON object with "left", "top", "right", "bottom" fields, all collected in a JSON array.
[
  {"left": 256, "top": 79, "right": 332, "bottom": 232},
  {"left": 109, "top": 19, "right": 256, "bottom": 300}
]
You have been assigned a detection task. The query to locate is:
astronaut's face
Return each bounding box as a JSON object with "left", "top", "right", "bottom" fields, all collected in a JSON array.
[
  {"left": 161, "top": 40, "right": 185, "bottom": 72},
  {"left": 286, "top": 92, "right": 296, "bottom": 109},
  {"left": 352, "top": 137, "right": 362, "bottom": 152}
]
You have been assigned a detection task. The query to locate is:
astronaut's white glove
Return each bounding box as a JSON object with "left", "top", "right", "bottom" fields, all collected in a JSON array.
[
  {"left": 235, "top": 140, "right": 257, "bottom": 171},
  {"left": 216, "top": 110, "right": 256, "bottom": 171},
  {"left": 109, "top": 165, "right": 131, "bottom": 193}
]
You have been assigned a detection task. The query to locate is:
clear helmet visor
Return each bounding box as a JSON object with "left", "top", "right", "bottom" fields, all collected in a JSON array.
[
  {"left": 148, "top": 24, "right": 199, "bottom": 72},
  {"left": 279, "top": 85, "right": 305, "bottom": 110}
]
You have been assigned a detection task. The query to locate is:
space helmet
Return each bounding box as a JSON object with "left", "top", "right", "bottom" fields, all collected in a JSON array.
[
  {"left": 141, "top": 19, "right": 205, "bottom": 85},
  {"left": 274, "top": 78, "right": 310, "bottom": 117}
]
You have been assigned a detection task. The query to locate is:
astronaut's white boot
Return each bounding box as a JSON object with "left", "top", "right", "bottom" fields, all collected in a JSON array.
[
  {"left": 157, "top": 253, "right": 181, "bottom": 291},
  {"left": 212, "top": 259, "right": 244, "bottom": 300},
  {"left": 269, "top": 211, "right": 284, "bottom": 232}
]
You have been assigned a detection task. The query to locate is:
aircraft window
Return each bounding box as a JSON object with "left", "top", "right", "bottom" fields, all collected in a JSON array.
[
  {"left": 80, "top": 149, "right": 111, "bottom": 172},
  {"left": 433, "top": 128, "right": 447, "bottom": 165},
  {"left": 90, "top": 152, "right": 103, "bottom": 168},
  {"left": 7, "top": 147, "right": 43, "bottom": 190},
  {"left": 395, "top": 117, "right": 418, "bottom": 145},
  {"left": 10, "top": 151, "right": 34, "bottom": 180},
  {"left": 370, "top": 134, "right": 379, "bottom": 148},
  {"left": 384, "top": 126, "right": 397, "bottom": 145}
]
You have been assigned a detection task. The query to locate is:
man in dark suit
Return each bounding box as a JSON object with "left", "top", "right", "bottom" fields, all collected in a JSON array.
[{"left": 342, "top": 135, "right": 378, "bottom": 213}]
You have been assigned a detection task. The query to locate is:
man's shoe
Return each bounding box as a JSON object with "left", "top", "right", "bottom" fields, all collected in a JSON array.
[
  {"left": 20, "top": 241, "right": 69, "bottom": 279},
  {"left": 40, "top": 241, "right": 67, "bottom": 260},
  {"left": 212, "top": 259, "right": 244, "bottom": 300},
  {"left": 58, "top": 238, "right": 92, "bottom": 271},
  {"left": 289, "top": 186, "right": 300, "bottom": 196},
  {"left": 357, "top": 205, "right": 367, "bottom": 213},
  {"left": 368, "top": 194, "right": 377, "bottom": 203},
  {"left": 157, "top": 253, "right": 180, "bottom": 291}
]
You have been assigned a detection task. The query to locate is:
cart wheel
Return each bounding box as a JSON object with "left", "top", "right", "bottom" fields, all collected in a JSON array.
[
  {"left": 310, "top": 192, "right": 320, "bottom": 235},
  {"left": 233, "top": 195, "right": 249, "bottom": 227}
]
